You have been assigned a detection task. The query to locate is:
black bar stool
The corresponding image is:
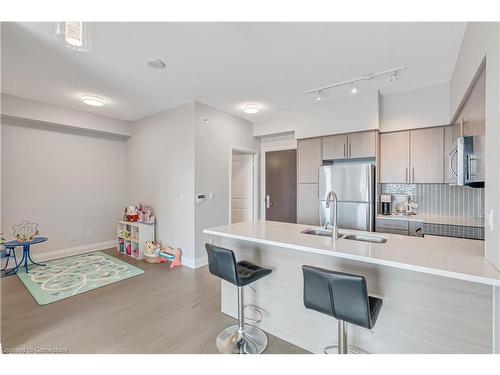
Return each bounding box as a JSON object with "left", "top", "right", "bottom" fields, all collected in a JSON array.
[
  {"left": 205, "top": 243, "right": 272, "bottom": 354},
  {"left": 302, "top": 265, "right": 383, "bottom": 354}
]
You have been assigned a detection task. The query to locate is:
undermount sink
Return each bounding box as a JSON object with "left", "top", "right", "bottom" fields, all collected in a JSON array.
[
  {"left": 301, "top": 228, "right": 335, "bottom": 237},
  {"left": 342, "top": 234, "right": 387, "bottom": 243},
  {"left": 301, "top": 228, "right": 387, "bottom": 243}
]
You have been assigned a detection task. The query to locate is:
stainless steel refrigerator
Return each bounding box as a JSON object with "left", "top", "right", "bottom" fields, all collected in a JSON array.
[{"left": 319, "top": 163, "right": 375, "bottom": 231}]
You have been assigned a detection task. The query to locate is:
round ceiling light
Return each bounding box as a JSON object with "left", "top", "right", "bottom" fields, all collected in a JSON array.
[
  {"left": 147, "top": 59, "right": 166, "bottom": 69},
  {"left": 241, "top": 104, "right": 263, "bottom": 114},
  {"left": 81, "top": 95, "right": 106, "bottom": 107}
]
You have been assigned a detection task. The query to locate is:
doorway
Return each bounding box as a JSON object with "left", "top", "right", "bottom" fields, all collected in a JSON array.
[
  {"left": 265, "top": 149, "right": 297, "bottom": 223},
  {"left": 231, "top": 150, "right": 255, "bottom": 223}
]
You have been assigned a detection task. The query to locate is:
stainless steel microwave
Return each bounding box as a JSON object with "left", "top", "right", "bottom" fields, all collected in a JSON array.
[{"left": 448, "top": 135, "right": 484, "bottom": 187}]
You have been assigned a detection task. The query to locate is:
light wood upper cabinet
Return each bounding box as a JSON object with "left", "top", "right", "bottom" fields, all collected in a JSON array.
[
  {"left": 380, "top": 131, "right": 410, "bottom": 183},
  {"left": 348, "top": 131, "right": 377, "bottom": 158},
  {"left": 297, "top": 138, "right": 322, "bottom": 183},
  {"left": 409, "top": 127, "right": 444, "bottom": 183},
  {"left": 321, "top": 130, "right": 377, "bottom": 160},
  {"left": 322, "top": 134, "right": 347, "bottom": 160},
  {"left": 297, "top": 183, "right": 319, "bottom": 225}
]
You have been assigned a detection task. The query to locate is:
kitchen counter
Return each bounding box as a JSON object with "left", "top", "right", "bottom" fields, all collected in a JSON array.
[
  {"left": 204, "top": 220, "right": 499, "bottom": 286},
  {"left": 204, "top": 220, "right": 499, "bottom": 353},
  {"left": 376, "top": 213, "right": 484, "bottom": 227}
]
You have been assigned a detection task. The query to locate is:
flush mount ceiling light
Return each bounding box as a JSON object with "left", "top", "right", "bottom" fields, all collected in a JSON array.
[
  {"left": 147, "top": 59, "right": 166, "bottom": 69},
  {"left": 56, "top": 22, "right": 91, "bottom": 52},
  {"left": 80, "top": 95, "right": 105, "bottom": 107},
  {"left": 241, "top": 104, "right": 263, "bottom": 114},
  {"left": 305, "top": 66, "right": 405, "bottom": 98}
]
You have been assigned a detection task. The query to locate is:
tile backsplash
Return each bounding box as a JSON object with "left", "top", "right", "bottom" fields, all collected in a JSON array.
[{"left": 380, "top": 183, "right": 484, "bottom": 219}]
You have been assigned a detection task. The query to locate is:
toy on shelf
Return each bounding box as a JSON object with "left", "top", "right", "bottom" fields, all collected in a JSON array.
[
  {"left": 125, "top": 206, "right": 139, "bottom": 222},
  {"left": 138, "top": 203, "right": 155, "bottom": 224},
  {"left": 123, "top": 204, "right": 156, "bottom": 224},
  {"left": 126, "top": 243, "right": 132, "bottom": 256},
  {"left": 143, "top": 241, "right": 182, "bottom": 268}
]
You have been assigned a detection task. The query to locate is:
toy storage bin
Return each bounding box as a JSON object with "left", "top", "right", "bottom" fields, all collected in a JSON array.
[{"left": 116, "top": 221, "right": 155, "bottom": 260}]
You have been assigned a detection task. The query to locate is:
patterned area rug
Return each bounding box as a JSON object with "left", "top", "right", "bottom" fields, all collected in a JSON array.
[{"left": 17, "top": 251, "right": 144, "bottom": 305}]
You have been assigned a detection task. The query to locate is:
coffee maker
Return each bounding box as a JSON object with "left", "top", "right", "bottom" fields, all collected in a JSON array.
[{"left": 380, "top": 194, "right": 392, "bottom": 215}]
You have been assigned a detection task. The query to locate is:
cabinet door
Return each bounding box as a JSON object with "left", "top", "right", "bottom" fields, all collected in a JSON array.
[
  {"left": 297, "top": 183, "right": 319, "bottom": 225},
  {"left": 322, "top": 134, "right": 347, "bottom": 160},
  {"left": 410, "top": 127, "right": 444, "bottom": 183},
  {"left": 444, "top": 125, "right": 454, "bottom": 183},
  {"left": 347, "top": 131, "right": 376, "bottom": 158},
  {"left": 297, "top": 138, "right": 322, "bottom": 183},
  {"left": 379, "top": 131, "right": 410, "bottom": 183}
]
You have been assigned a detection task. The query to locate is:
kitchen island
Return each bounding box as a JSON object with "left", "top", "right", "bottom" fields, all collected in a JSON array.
[{"left": 204, "top": 220, "right": 500, "bottom": 354}]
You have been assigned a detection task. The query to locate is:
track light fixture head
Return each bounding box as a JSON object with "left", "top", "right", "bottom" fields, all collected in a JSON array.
[
  {"left": 350, "top": 83, "right": 358, "bottom": 95},
  {"left": 389, "top": 71, "right": 398, "bottom": 83},
  {"left": 316, "top": 90, "right": 322, "bottom": 101}
]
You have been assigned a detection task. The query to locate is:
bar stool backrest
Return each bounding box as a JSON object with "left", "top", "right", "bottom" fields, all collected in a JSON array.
[
  {"left": 205, "top": 243, "right": 239, "bottom": 285},
  {"left": 302, "top": 265, "right": 372, "bottom": 329}
]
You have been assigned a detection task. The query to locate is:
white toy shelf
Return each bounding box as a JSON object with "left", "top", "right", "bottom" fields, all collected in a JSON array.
[{"left": 117, "top": 221, "right": 155, "bottom": 260}]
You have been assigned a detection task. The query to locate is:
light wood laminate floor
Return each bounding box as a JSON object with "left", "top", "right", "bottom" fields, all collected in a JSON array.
[{"left": 1, "top": 248, "right": 307, "bottom": 354}]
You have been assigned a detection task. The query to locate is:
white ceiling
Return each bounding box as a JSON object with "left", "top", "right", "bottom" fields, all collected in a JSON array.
[{"left": 1, "top": 22, "right": 466, "bottom": 122}]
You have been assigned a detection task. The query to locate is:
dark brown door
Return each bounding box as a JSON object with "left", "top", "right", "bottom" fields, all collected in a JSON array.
[{"left": 265, "top": 149, "right": 297, "bottom": 223}]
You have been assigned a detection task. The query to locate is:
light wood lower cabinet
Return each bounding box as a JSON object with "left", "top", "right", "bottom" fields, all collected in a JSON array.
[{"left": 297, "top": 183, "right": 319, "bottom": 225}]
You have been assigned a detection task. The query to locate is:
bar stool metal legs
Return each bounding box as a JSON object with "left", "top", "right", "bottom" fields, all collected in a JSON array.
[
  {"left": 216, "top": 286, "right": 268, "bottom": 354},
  {"left": 323, "top": 320, "right": 361, "bottom": 354}
]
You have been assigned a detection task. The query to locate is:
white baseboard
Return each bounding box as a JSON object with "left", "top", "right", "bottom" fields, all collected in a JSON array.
[
  {"left": 14, "top": 240, "right": 117, "bottom": 262},
  {"left": 182, "top": 255, "right": 208, "bottom": 269}
]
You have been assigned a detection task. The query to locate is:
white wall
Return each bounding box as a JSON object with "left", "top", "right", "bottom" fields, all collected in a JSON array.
[
  {"left": 448, "top": 22, "right": 500, "bottom": 354},
  {"left": 1, "top": 118, "right": 126, "bottom": 259},
  {"left": 253, "top": 90, "right": 379, "bottom": 139},
  {"left": 126, "top": 103, "right": 196, "bottom": 267},
  {"left": 194, "top": 102, "right": 259, "bottom": 267},
  {"left": 380, "top": 83, "right": 450, "bottom": 132},
  {"left": 1, "top": 94, "right": 132, "bottom": 137},
  {"left": 449, "top": 23, "right": 500, "bottom": 272}
]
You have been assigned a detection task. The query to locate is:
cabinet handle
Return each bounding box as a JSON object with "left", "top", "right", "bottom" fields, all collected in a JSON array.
[
  {"left": 405, "top": 167, "right": 408, "bottom": 182},
  {"left": 343, "top": 143, "right": 346, "bottom": 158},
  {"left": 348, "top": 143, "right": 352, "bottom": 158},
  {"left": 412, "top": 167, "right": 415, "bottom": 182}
]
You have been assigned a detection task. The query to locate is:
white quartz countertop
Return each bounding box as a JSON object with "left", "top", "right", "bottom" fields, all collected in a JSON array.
[
  {"left": 376, "top": 213, "right": 484, "bottom": 227},
  {"left": 204, "top": 220, "right": 500, "bottom": 286}
]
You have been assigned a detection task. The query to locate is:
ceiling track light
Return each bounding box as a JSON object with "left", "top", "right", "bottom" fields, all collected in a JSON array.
[
  {"left": 316, "top": 90, "right": 322, "bottom": 101},
  {"left": 305, "top": 66, "right": 405, "bottom": 97}
]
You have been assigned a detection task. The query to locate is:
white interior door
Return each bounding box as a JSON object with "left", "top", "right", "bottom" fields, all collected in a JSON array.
[{"left": 231, "top": 154, "right": 254, "bottom": 223}]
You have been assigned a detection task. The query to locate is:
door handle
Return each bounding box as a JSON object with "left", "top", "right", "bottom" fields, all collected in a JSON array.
[{"left": 265, "top": 194, "right": 273, "bottom": 209}]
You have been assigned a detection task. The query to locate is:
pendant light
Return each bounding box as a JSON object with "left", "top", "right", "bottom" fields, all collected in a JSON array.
[{"left": 56, "top": 22, "right": 92, "bottom": 52}]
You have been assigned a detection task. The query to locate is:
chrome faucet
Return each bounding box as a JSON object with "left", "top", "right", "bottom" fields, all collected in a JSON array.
[{"left": 325, "top": 191, "right": 339, "bottom": 240}]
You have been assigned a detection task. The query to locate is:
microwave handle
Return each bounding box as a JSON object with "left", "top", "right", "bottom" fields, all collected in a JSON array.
[{"left": 449, "top": 146, "right": 458, "bottom": 177}]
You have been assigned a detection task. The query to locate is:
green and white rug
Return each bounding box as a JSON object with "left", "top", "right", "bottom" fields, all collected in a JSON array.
[{"left": 17, "top": 251, "right": 144, "bottom": 305}]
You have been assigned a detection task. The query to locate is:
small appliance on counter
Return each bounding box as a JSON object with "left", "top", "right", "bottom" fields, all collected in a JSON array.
[{"left": 380, "top": 194, "right": 392, "bottom": 215}]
